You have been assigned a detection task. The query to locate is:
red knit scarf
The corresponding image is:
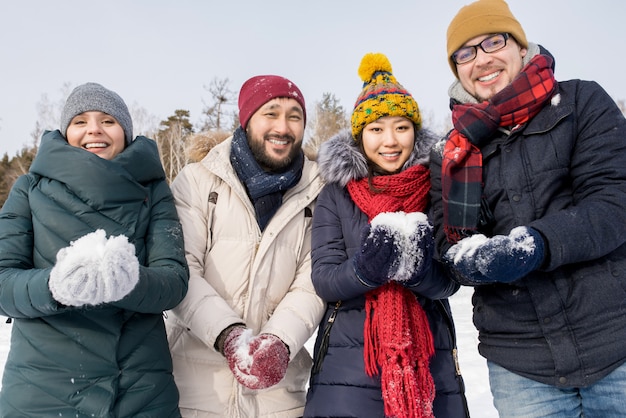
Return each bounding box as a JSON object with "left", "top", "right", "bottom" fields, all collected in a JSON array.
[
  {"left": 442, "top": 54, "right": 557, "bottom": 243},
  {"left": 347, "top": 164, "right": 436, "bottom": 418}
]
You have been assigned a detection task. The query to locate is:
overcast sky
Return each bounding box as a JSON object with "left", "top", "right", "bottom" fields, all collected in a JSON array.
[{"left": 1, "top": 0, "right": 624, "bottom": 158}]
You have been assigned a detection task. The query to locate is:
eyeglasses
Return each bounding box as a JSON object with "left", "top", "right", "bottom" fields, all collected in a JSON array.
[{"left": 451, "top": 33, "right": 510, "bottom": 65}]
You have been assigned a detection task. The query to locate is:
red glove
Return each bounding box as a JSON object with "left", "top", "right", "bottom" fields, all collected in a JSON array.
[{"left": 223, "top": 328, "right": 289, "bottom": 390}]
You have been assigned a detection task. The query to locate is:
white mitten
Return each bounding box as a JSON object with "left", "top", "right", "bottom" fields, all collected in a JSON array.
[
  {"left": 99, "top": 234, "right": 140, "bottom": 303},
  {"left": 49, "top": 229, "right": 108, "bottom": 306}
]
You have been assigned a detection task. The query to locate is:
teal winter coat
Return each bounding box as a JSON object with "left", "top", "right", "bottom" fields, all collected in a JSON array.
[{"left": 0, "top": 130, "right": 189, "bottom": 417}]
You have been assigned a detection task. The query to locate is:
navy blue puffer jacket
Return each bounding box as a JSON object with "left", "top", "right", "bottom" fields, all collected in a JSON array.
[{"left": 304, "top": 130, "right": 469, "bottom": 417}]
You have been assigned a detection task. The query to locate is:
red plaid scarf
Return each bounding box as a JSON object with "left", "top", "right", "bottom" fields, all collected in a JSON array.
[
  {"left": 348, "top": 164, "right": 436, "bottom": 418},
  {"left": 442, "top": 54, "right": 557, "bottom": 243}
]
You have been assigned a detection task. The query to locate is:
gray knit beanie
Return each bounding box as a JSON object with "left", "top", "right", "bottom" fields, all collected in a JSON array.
[{"left": 60, "top": 82, "right": 133, "bottom": 144}]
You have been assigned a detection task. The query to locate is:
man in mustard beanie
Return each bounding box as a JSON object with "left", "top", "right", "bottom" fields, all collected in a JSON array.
[{"left": 429, "top": 0, "right": 626, "bottom": 417}]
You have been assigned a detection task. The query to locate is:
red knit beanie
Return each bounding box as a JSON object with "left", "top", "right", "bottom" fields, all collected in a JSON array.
[{"left": 238, "top": 75, "right": 306, "bottom": 130}]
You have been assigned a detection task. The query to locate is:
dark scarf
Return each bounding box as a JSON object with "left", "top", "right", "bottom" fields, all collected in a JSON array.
[
  {"left": 442, "top": 54, "right": 557, "bottom": 243},
  {"left": 230, "top": 127, "right": 303, "bottom": 231},
  {"left": 348, "top": 164, "right": 436, "bottom": 418}
]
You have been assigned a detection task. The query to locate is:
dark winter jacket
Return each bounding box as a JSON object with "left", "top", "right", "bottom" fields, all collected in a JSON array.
[
  {"left": 0, "top": 130, "right": 189, "bottom": 417},
  {"left": 304, "top": 130, "right": 469, "bottom": 418},
  {"left": 430, "top": 46, "right": 626, "bottom": 388}
]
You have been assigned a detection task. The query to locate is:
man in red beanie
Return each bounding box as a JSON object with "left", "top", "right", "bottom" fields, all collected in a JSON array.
[
  {"left": 166, "top": 75, "right": 325, "bottom": 417},
  {"left": 429, "top": 0, "right": 626, "bottom": 417}
]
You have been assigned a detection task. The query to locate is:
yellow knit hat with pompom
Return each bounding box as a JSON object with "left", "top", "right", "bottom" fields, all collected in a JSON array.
[{"left": 351, "top": 52, "right": 421, "bottom": 140}]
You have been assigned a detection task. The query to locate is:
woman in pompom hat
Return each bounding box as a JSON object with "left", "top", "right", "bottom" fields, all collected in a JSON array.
[
  {"left": 430, "top": 0, "right": 626, "bottom": 417},
  {"left": 303, "top": 53, "right": 469, "bottom": 418},
  {"left": 0, "top": 82, "right": 189, "bottom": 416}
]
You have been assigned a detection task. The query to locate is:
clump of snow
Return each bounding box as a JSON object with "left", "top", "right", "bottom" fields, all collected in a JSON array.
[
  {"left": 508, "top": 226, "right": 536, "bottom": 254},
  {"left": 370, "top": 211, "right": 431, "bottom": 282},
  {"left": 230, "top": 328, "right": 258, "bottom": 387},
  {"left": 448, "top": 233, "right": 489, "bottom": 264}
]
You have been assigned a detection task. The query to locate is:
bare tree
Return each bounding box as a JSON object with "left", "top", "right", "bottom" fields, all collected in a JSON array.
[
  {"left": 155, "top": 110, "right": 194, "bottom": 183},
  {"left": 129, "top": 102, "right": 160, "bottom": 139},
  {"left": 199, "top": 77, "right": 236, "bottom": 132},
  {"left": 304, "top": 92, "right": 349, "bottom": 161},
  {"left": 30, "top": 82, "right": 73, "bottom": 145}
]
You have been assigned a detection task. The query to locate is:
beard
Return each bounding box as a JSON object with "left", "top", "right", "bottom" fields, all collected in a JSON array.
[{"left": 248, "top": 132, "right": 302, "bottom": 172}]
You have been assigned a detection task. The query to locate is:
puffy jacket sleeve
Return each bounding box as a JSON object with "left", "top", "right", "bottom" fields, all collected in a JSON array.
[
  {"left": 311, "top": 184, "right": 371, "bottom": 301},
  {"left": 167, "top": 163, "right": 243, "bottom": 349},
  {"left": 113, "top": 179, "right": 189, "bottom": 313},
  {"left": 0, "top": 175, "right": 62, "bottom": 318}
]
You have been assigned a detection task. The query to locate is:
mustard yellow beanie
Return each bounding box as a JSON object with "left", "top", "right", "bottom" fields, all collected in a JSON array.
[
  {"left": 351, "top": 53, "right": 421, "bottom": 140},
  {"left": 446, "top": 0, "right": 528, "bottom": 77}
]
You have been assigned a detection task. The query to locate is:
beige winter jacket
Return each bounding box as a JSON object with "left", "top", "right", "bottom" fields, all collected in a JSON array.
[{"left": 166, "top": 137, "right": 325, "bottom": 418}]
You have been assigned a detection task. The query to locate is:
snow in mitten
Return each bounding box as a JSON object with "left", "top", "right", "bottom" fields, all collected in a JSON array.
[
  {"left": 353, "top": 221, "right": 399, "bottom": 287},
  {"left": 445, "top": 227, "right": 545, "bottom": 285},
  {"left": 474, "top": 226, "right": 544, "bottom": 282},
  {"left": 224, "top": 328, "right": 289, "bottom": 390},
  {"left": 370, "top": 211, "right": 435, "bottom": 286},
  {"left": 444, "top": 234, "right": 491, "bottom": 286},
  {"left": 99, "top": 234, "right": 139, "bottom": 303},
  {"left": 49, "top": 229, "right": 108, "bottom": 306}
]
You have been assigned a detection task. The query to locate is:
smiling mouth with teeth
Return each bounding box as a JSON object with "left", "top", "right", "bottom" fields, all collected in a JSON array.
[
  {"left": 479, "top": 71, "right": 500, "bottom": 82},
  {"left": 268, "top": 139, "right": 289, "bottom": 145},
  {"left": 84, "top": 143, "right": 108, "bottom": 149}
]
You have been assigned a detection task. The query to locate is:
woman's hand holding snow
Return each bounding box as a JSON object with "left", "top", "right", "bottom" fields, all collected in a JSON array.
[
  {"left": 99, "top": 233, "right": 140, "bottom": 302},
  {"left": 353, "top": 219, "right": 399, "bottom": 287},
  {"left": 389, "top": 211, "right": 435, "bottom": 286},
  {"left": 49, "top": 229, "right": 139, "bottom": 306},
  {"left": 445, "top": 226, "right": 545, "bottom": 285},
  {"left": 223, "top": 327, "right": 290, "bottom": 390},
  {"left": 354, "top": 212, "right": 434, "bottom": 287}
]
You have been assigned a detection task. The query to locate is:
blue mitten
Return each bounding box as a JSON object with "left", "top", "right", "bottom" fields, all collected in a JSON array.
[
  {"left": 444, "top": 234, "right": 492, "bottom": 286},
  {"left": 353, "top": 221, "right": 398, "bottom": 287},
  {"left": 474, "top": 226, "right": 545, "bottom": 282},
  {"left": 445, "top": 227, "right": 545, "bottom": 285},
  {"left": 372, "top": 212, "right": 435, "bottom": 287},
  {"left": 404, "top": 214, "right": 434, "bottom": 286}
]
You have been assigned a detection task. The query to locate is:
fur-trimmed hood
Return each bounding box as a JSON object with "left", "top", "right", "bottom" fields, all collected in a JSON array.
[{"left": 316, "top": 128, "right": 439, "bottom": 187}]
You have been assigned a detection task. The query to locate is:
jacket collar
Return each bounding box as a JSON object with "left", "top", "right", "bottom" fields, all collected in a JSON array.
[{"left": 316, "top": 128, "right": 437, "bottom": 187}]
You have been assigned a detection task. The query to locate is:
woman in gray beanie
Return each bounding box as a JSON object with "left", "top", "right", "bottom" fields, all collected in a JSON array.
[{"left": 0, "top": 82, "right": 189, "bottom": 417}]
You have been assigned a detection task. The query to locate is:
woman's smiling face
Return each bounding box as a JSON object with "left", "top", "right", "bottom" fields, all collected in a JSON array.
[{"left": 361, "top": 115, "right": 415, "bottom": 174}]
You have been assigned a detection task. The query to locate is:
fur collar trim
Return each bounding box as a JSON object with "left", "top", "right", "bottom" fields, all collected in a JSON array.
[{"left": 317, "top": 128, "right": 438, "bottom": 187}]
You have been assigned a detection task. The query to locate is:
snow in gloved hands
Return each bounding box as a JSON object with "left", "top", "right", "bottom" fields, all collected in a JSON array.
[
  {"left": 368, "top": 211, "right": 434, "bottom": 284},
  {"left": 445, "top": 226, "right": 543, "bottom": 284},
  {"left": 224, "top": 328, "right": 289, "bottom": 390}
]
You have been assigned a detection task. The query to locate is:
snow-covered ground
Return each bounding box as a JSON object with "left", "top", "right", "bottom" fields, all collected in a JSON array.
[{"left": 0, "top": 286, "right": 497, "bottom": 417}]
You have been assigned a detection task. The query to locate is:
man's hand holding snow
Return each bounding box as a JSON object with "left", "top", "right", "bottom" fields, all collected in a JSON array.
[
  {"left": 49, "top": 229, "right": 139, "bottom": 306},
  {"left": 444, "top": 226, "right": 545, "bottom": 286},
  {"left": 354, "top": 211, "right": 434, "bottom": 287},
  {"left": 223, "top": 327, "right": 290, "bottom": 390}
]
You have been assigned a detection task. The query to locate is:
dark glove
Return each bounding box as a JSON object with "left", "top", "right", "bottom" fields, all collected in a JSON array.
[
  {"left": 353, "top": 222, "right": 398, "bottom": 287},
  {"left": 223, "top": 327, "right": 289, "bottom": 390},
  {"left": 398, "top": 213, "right": 434, "bottom": 287},
  {"left": 445, "top": 226, "right": 545, "bottom": 285}
]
